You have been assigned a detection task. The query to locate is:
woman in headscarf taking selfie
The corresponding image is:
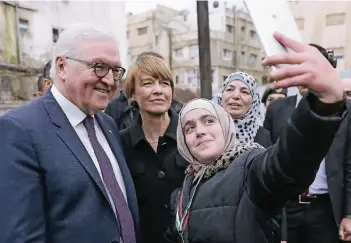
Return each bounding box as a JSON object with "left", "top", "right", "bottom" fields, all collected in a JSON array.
[
  {"left": 215, "top": 71, "right": 272, "bottom": 148},
  {"left": 163, "top": 32, "right": 346, "bottom": 243},
  {"left": 163, "top": 93, "right": 345, "bottom": 243}
]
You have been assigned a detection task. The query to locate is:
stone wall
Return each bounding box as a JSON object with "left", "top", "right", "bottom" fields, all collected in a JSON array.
[{"left": 0, "top": 65, "right": 40, "bottom": 103}]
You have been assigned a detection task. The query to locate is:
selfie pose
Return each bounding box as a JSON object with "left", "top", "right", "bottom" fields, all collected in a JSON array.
[{"left": 164, "top": 32, "right": 347, "bottom": 243}]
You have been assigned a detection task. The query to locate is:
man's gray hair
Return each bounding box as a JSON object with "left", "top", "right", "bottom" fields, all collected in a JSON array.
[{"left": 49, "top": 22, "right": 118, "bottom": 79}]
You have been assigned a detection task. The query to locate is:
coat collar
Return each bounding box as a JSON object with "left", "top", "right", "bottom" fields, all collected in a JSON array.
[{"left": 129, "top": 109, "right": 178, "bottom": 147}]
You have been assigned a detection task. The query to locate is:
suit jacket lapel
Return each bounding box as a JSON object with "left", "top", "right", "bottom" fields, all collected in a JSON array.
[{"left": 43, "top": 91, "right": 110, "bottom": 203}]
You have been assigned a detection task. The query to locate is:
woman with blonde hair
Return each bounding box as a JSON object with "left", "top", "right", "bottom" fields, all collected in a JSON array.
[{"left": 120, "top": 54, "right": 187, "bottom": 243}]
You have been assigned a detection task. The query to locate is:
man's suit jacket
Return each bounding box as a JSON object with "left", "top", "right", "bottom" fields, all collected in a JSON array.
[
  {"left": 264, "top": 95, "right": 351, "bottom": 225},
  {"left": 0, "top": 90, "right": 140, "bottom": 243},
  {"left": 263, "top": 95, "right": 297, "bottom": 144}
]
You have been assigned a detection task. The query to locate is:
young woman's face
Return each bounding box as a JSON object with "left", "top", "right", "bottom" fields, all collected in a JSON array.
[
  {"left": 221, "top": 80, "right": 252, "bottom": 119},
  {"left": 182, "top": 109, "right": 225, "bottom": 164}
]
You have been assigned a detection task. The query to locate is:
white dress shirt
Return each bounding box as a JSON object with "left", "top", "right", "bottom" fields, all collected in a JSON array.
[
  {"left": 51, "top": 85, "right": 128, "bottom": 214},
  {"left": 309, "top": 159, "right": 329, "bottom": 194}
]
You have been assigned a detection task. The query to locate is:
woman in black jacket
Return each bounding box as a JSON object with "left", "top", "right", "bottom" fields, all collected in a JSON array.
[
  {"left": 165, "top": 32, "right": 346, "bottom": 243},
  {"left": 213, "top": 71, "right": 272, "bottom": 148},
  {"left": 119, "top": 54, "right": 187, "bottom": 243}
]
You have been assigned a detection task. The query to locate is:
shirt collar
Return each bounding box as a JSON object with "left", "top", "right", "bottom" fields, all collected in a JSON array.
[
  {"left": 51, "top": 85, "right": 88, "bottom": 127},
  {"left": 130, "top": 108, "right": 179, "bottom": 147}
]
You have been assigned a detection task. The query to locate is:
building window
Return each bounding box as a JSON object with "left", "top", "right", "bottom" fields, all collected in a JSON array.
[
  {"left": 52, "top": 28, "right": 60, "bottom": 43},
  {"left": 137, "top": 27, "right": 148, "bottom": 35},
  {"left": 326, "top": 13, "right": 345, "bottom": 26},
  {"left": 336, "top": 55, "right": 344, "bottom": 60},
  {"left": 187, "top": 70, "right": 198, "bottom": 87},
  {"left": 241, "top": 26, "right": 246, "bottom": 32},
  {"left": 174, "top": 48, "right": 183, "bottom": 58},
  {"left": 295, "top": 18, "right": 305, "bottom": 30},
  {"left": 248, "top": 53, "right": 258, "bottom": 67},
  {"left": 52, "top": 28, "right": 64, "bottom": 43},
  {"left": 175, "top": 75, "right": 179, "bottom": 84},
  {"left": 189, "top": 45, "right": 199, "bottom": 59},
  {"left": 241, "top": 51, "right": 245, "bottom": 56},
  {"left": 19, "top": 19, "right": 29, "bottom": 34},
  {"left": 226, "top": 24, "right": 233, "bottom": 33},
  {"left": 126, "top": 30, "right": 129, "bottom": 39},
  {"left": 222, "top": 49, "right": 232, "bottom": 60},
  {"left": 0, "top": 76, "right": 11, "bottom": 91},
  {"left": 250, "top": 30, "right": 256, "bottom": 39},
  {"left": 155, "top": 35, "right": 159, "bottom": 45}
]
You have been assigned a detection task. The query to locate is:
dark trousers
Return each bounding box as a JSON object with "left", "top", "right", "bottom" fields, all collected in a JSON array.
[{"left": 285, "top": 194, "right": 339, "bottom": 243}]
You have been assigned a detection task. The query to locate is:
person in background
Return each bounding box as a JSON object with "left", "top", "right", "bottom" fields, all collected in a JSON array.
[
  {"left": 261, "top": 86, "right": 287, "bottom": 109},
  {"left": 37, "top": 76, "right": 46, "bottom": 97},
  {"left": 120, "top": 54, "right": 187, "bottom": 243},
  {"left": 37, "top": 61, "right": 53, "bottom": 96},
  {"left": 341, "top": 78, "right": 351, "bottom": 100},
  {"left": 214, "top": 71, "right": 272, "bottom": 148},
  {"left": 105, "top": 51, "right": 182, "bottom": 130},
  {"left": 0, "top": 23, "right": 140, "bottom": 243}
]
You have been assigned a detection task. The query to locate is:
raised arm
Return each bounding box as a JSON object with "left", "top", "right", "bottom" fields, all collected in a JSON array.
[
  {"left": 0, "top": 116, "right": 46, "bottom": 242},
  {"left": 246, "top": 31, "right": 346, "bottom": 214},
  {"left": 247, "top": 94, "right": 346, "bottom": 213}
]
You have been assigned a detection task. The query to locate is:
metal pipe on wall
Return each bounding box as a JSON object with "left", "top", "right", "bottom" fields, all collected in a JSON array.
[{"left": 14, "top": 3, "right": 22, "bottom": 64}]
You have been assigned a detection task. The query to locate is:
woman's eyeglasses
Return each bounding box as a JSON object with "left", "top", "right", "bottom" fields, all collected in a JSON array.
[{"left": 66, "top": 57, "right": 126, "bottom": 82}]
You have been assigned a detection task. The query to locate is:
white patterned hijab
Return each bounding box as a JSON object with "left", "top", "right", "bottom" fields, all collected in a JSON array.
[{"left": 220, "top": 72, "right": 261, "bottom": 144}]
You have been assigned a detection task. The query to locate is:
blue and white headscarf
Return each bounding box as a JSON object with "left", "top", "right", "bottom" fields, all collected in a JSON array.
[{"left": 216, "top": 72, "right": 261, "bottom": 143}]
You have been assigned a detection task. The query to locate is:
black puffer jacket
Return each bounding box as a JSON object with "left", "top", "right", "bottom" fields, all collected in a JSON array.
[{"left": 165, "top": 94, "right": 346, "bottom": 243}]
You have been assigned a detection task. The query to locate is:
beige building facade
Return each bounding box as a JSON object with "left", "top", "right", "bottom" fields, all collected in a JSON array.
[
  {"left": 289, "top": 1, "right": 351, "bottom": 72},
  {"left": 0, "top": 0, "right": 127, "bottom": 107},
  {"left": 172, "top": 9, "right": 265, "bottom": 92},
  {"left": 127, "top": 5, "right": 189, "bottom": 70},
  {"left": 127, "top": 4, "right": 266, "bottom": 92}
]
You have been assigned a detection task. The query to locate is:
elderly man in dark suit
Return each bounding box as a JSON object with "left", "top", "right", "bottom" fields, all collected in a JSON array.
[
  {"left": 264, "top": 44, "right": 351, "bottom": 243},
  {"left": 0, "top": 23, "right": 139, "bottom": 243}
]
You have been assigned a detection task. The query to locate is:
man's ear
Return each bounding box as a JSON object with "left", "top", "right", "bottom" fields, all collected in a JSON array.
[
  {"left": 56, "top": 56, "right": 66, "bottom": 80},
  {"left": 44, "top": 79, "right": 53, "bottom": 87},
  {"left": 38, "top": 91, "right": 43, "bottom": 97}
]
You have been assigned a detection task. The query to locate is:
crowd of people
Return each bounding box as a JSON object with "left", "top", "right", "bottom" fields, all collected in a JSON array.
[{"left": 1, "top": 23, "right": 351, "bottom": 243}]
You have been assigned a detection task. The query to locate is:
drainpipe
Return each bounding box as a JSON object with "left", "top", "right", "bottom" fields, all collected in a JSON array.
[
  {"left": 168, "top": 28, "right": 172, "bottom": 72},
  {"left": 14, "top": 3, "right": 22, "bottom": 64}
]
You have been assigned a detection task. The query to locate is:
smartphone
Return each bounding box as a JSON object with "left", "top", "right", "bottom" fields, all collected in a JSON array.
[{"left": 244, "top": 0, "right": 303, "bottom": 70}]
